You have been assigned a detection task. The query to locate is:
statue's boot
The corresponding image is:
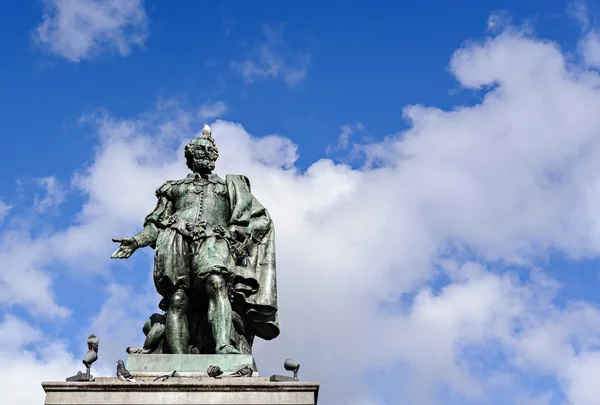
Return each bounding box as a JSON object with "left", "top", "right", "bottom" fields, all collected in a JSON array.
[{"left": 216, "top": 344, "right": 240, "bottom": 355}]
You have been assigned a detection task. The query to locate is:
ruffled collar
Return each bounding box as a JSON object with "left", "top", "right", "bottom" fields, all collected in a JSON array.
[{"left": 183, "top": 172, "right": 220, "bottom": 184}]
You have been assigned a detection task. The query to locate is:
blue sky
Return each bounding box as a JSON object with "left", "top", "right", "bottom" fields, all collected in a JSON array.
[
  {"left": 0, "top": 0, "right": 588, "bottom": 180},
  {"left": 4, "top": 1, "right": 600, "bottom": 404}
]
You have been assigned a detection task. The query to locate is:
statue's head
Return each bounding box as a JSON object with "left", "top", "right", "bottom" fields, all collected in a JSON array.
[{"left": 184, "top": 124, "right": 219, "bottom": 173}]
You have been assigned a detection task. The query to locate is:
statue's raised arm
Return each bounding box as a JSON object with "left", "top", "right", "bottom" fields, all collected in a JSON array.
[{"left": 110, "top": 124, "right": 279, "bottom": 356}]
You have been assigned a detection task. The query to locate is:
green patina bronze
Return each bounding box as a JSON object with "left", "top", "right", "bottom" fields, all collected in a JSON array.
[
  {"left": 111, "top": 125, "right": 279, "bottom": 356},
  {"left": 126, "top": 354, "right": 256, "bottom": 373}
]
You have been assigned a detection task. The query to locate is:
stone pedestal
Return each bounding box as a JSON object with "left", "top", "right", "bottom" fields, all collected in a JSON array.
[
  {"left": 42, "top": 377, "right": 320, "bottom": 404},
  {"left": 126, "top": 353, "right": 257, "bottom": 375}
]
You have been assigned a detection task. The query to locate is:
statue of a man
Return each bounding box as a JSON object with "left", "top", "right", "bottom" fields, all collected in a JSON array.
[{"left": 111, "top": 125, "right": 279, "bottom": 355}]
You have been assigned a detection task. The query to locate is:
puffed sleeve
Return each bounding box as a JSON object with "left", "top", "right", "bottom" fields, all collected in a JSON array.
[
  {"left": 143, "top": 182, "right": 174, "bottom": 227},
  {"left": 132, "top": 182, "right": 174, "bottom": 248}
]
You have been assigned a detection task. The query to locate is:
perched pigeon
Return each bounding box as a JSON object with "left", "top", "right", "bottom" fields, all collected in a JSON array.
[
  {"left": 126, "top": 346, "right": 151, "bottom": 355},
  {"left": 83, "top": 334, "right": 99, "bottom": 368},
  {"left": 87, "top": 334, "right": 99, "bottom": 352},
  {"left": 116, "top": 359, "right": 137, "bottom": 382},
  {"left": 207, "top": 365, "right": 223, "bottom": 378},
  {"left": 230, "top": 365, "right": 253, "bottom": 377}
]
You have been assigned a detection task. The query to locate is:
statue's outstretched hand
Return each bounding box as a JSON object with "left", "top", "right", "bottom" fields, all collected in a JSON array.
[{"left": 111, "top": 237, "right": 138, "bottom": 259}]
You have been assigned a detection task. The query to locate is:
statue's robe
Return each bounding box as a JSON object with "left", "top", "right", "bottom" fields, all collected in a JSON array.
[{"left": 133, "top": 173, "right": 279, "bottom": 353}]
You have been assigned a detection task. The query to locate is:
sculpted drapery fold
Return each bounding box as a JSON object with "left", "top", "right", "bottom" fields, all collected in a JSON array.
[{"left": 226, "top": 174, "right": 279, "bottom": 341}]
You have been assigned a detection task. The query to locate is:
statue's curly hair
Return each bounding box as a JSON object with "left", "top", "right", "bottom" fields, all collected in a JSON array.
[{"left": 184, "top": 134, "right": 219, "bottom": 170}]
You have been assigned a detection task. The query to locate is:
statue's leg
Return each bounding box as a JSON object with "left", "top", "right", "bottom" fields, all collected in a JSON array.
[
  {"left": 144, "top": 323, "right": 166, "bottom": 352},
  {"left": 166, "top": 288, "right": 190, "bottom": 354},
  {"left": 142, "top": 313, "right": 166, "bottom": 352},
  {"left": 205, "top": 274, "right": 239, "bottom": 354}
]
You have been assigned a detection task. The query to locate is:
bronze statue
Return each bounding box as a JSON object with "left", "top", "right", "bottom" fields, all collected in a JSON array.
[{"left": 112, "top": 125, "right": 279, "bottom": 355}]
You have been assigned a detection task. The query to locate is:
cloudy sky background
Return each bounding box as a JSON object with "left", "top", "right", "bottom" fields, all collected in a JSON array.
[{"left": 3, "top": 0, "right": 600, "bottom": 404}]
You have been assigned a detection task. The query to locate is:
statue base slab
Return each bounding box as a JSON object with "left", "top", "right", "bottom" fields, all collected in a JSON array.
[
  {"left": 42, "top": 377, "right": 319, "bottom": 404},
  {"left": 126, "top": 353, "right": 257, "bottom": 376}
]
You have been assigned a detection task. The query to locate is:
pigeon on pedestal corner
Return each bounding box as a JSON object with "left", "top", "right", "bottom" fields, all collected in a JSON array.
[
  {"left": 207, "top": 365, "right": 223, "bottom": 378},
  {"left": 230, "top": 365, "right": 253, "bottom": 377},
  {"left": 116, "top": 359, "right": 137, "bottom": 382}
]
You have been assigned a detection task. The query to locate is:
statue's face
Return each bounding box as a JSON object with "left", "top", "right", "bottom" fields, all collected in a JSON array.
[{"left": 189, "top": 138, "right": 217, "bottom": 172}]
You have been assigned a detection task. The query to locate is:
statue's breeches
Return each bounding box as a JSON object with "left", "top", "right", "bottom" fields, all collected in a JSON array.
[{"left": 153, "top": 228, "right": 235, "bottom": 297}]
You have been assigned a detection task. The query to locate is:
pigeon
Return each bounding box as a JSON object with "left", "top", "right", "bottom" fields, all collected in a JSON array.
[
  {"left": 126, "top": 346, "right": 151, "bottom": 355},
  {"left": 207, "top": 365, "right": 223, "bottom": 378},
  {"left": 87, "top": 334, "right": 99, "bottom": 352},
  {"left": 116, "top": 359, "right": 137, "bottom": 382},
  {"left": 230, "top": 365, "right": 253, "bottom": 377}
]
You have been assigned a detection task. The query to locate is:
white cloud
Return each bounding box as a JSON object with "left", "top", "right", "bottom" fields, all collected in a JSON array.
[
  {"left": 486, "top": 11, "right": 512, "bottom": 33},
  {"left": 570, "top": 2, "right": 600, "bottom": 69},
  {"left": 0, "top": 228, "right": 71, "bottom": 318},
  {"left": 337, "top": 122, "right": 364, "bottom": 149},
  {"left": 34, "top": 176, "right": 66, "bottom": 213},
  {"left": 569, "top": 1, "right": 591, "bottom": 31},
  {"left": 231, "top": 24, "right": 311, "bottom": 87},
  {"left": 326, "top": 122, "right": 368, "bottom": 159},
  {"left": 0, "top": 290, "right": 152, "bottom": 404},
  {"left": 198, "top": 101, "right": 228, "bottom": 121},
  {"left": 0, "top": 315, "right": 87, "bottom": 405},
  {"left": 9, "top": 21, "right": 600, "bottom": 405},
  {"left": 579, "top": 30, "right": 600, "bottom": 68},
  {"left": 34, "top": 0, "right": 148, "bottom": 62},
  {"left": 562, "top": 352, "right": 600, "bottom": 405},
  {"left": 0, "top": 200, "right": 11, "bottom": 222}
]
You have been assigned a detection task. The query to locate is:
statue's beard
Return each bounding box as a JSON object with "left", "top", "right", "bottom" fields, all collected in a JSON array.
[{"left": 192, "top": 157, "right": 216, "bottom": 172}]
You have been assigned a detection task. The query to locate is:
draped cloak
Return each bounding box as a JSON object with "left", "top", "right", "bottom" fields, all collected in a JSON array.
[{"left": 133, "top": 173, "right": 279, "bottom": 342}]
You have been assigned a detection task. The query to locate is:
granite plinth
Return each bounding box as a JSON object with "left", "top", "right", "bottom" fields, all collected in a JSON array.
[
  {"left": 42, "top": 377, "right": 319, "bottom": 404},
  {"left": 126, "top": 354, "right": 257, "bottom": 375}
]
